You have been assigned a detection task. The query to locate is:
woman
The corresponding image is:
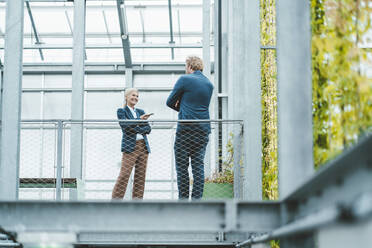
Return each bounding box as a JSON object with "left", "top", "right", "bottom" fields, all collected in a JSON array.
[{"left": 112, "top": 88, "right": 152, "bottom": 199}]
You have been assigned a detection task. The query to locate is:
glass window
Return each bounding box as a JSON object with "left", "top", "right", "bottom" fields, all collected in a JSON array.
[
  {"left": 43, "top": 92, "right": 71, "bottom": 119},
  {"left": 0, "top": 4, "right": 4, "bottom": 59},
  {"left": 134, "top": 73, "right": 178, "bottom": 87},
  {"left": 0, "top": 1, "right": 212, "bottom": 63},
  {"left": 136, "top": 91, "right": 176, "bottom": 119},
  {"left": 86, "top": 74, "right": 125, "bottom": 88},
  {"left": 29, "top": 7, "right": 71, "bottom": 34},
  {"left": 85, "top": 48, "right": 123, "bottom": 63},
  {"left": 23, "top": 75, "right": 42, "bottom": 88},
  {"left": 44, "top": 74, "right": 72, "bottom": 88},
  {"left": 175, "top": 5, "right": 202, "bottom": 33},
  {"left": 0, "top": 4, "right": 5, "bottom": 33},
  {"left": 85, "top": 92, "right": 124, "bottom": 119},
  {"left": 86, "top": 9, "right": 108, "bottom": 34},
  {"left": 22, "top": 92, "right": 41, "bottom": 119},
  {"left": 23, "top": 50, "right": 44, "bottom": 63}
]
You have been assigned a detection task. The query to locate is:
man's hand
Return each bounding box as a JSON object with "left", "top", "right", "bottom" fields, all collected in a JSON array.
[{"left": 175, "top": 100, "right": 180, "bottom": 109}]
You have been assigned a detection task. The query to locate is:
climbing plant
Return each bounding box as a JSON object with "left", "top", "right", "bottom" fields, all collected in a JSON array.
[
  {"left": 259, "top": 1, "right": 370, "bottom": 247},
  {"left": 311, "top": 0, "right": 372, "bottom": 168},
  {"left": 260, "top": 1, "right": 279, "bottom": 246},
  {"left": 261, "top": 0, "right": 278, "bottom": 202},
  {"left": 260, "top": 0, "right": 371, "bottom": 199},
  {"left": 260, "top": 1, "right": 370, "bottom": 247}
]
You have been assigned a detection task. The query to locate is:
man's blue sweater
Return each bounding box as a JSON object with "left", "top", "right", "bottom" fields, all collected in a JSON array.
[{"left": 166, "top": 70, "right": 214, "bottom": 133}]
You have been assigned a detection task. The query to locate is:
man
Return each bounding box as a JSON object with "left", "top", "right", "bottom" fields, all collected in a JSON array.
[{"left": 166, "top": 56, "right": 214, "bottom": 199}]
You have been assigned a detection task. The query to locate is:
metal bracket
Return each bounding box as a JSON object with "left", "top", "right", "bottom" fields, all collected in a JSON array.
[{"left": 216, "top": 231, "right": 225, "bottom": 242}]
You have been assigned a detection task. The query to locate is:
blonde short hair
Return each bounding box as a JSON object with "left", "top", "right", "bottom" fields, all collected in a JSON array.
[
  {"left": 186, "top": 56, "right": 204, "bottom": 71},
  {"left": 124, "top": 88, "right": 139, "bottom": 104}
]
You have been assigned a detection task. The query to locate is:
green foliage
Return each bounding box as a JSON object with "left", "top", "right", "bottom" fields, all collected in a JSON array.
[
  {"left": 270, "top": 240, "right": 280, "bottom": 248},
  {"left": 261, "top": 0, "right": 278, "bottom": 201},
  {"left": 260, "top": 0, "right": 372, "bottom": 204},
  {"left": 258, "top": 1, "right": 370, "bottom": 247},
  {"left": 205, "top": 133, "right": 235, "bottom": 184},
  {"left": 311, "top": 0, "right": 372, "bottom": 168}
]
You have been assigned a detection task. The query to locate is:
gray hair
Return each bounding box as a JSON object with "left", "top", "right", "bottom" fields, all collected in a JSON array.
[{"left": 124, "top": 88, "right": 139, "bottom": 105}]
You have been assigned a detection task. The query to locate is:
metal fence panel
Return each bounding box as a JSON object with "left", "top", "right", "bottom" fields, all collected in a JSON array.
[{"left": 18, "top": 120, "right": 244, "bottom": 201}]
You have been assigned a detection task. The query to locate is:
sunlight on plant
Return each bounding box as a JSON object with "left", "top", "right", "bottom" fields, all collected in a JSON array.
[{"left": 311, "top": 0, "right": 372, "bottom": 168}]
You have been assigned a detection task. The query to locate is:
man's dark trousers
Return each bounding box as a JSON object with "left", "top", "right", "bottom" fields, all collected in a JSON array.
[{"left": 174, "top": 129, "right": 209, "bottom": 199}]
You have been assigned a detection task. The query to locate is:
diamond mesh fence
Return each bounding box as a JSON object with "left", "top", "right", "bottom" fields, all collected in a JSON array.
[{"left": 18, "top": 120, "right": 244, "bottom": 200}]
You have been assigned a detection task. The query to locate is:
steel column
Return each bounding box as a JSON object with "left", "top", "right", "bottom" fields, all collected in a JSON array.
[
  {"left": 70, "top": 0, "right": 86, "bottom": 200},
  {"left": 277, "top": 1, "right": 313, "bottom": 246},
  {"left": 230, "top": 0, "right": 261, "bottom": 200},
  {"left": 277, "top": 0, "right": 313, "bottom": 199},
  {"left": 125, "top": 68, "right": 133, "bottom": 88},
  {"left": 203, "top": 0, "right": 211, "bottom": 80},
  {"left": 0, "top": 0, "right": 25, "bottom": 200},
  {"left": 0, "top": 67, "right": 2, "bottom": 167}
]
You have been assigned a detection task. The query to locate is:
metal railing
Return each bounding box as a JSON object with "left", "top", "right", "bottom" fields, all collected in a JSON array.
[{"left": 18, "top": 119, "right": 244, "bottom": 201}]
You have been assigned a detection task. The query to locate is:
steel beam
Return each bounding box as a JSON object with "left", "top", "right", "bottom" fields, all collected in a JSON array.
[
  {"left": 20, "top": 63, "right": 212, "bottom": 74},
  {"left": 102, "top": 10, "right": 112, "bottom": 44},
  {"left": 0, "top": 1, "right": 203, "bottom": 6},
  {"left": 116, "top": 0, "right": 132, "bottom": 68},
  {"left": 167, "top": 0, "right": 175, "bottom": 59},
  {"left": 317, "top": 219, "right": 372, "bottom": 248},
  {"left": 284, "top": 135, "right": 372, "bottom": 221},
  {"left": 0, "top": 44, "right": 205, "bottom": 49},
  {"left": 3, "top": 31, "right": 203, "bottom": 39},
  {"left": 236, "top": 135, "right": 372, "bottom": 247},
  {"left": 0, "top": 0, "right": 24, "bottom": 200},
  {"left": 0, "top": 0, "right": 68, "bottom": 1},
  {"left": 70, "top": 0, "right": 86, "bottom": 200},
  {"left": 25, "top": 2, "right": 44, "bottom": 61},
  {"left": 78, "top": 231, "right": 250, "bottom": 246},
  {"left": 0, "top": 201, "right": 279, "bottom": 233},
  {"left": 139, "top": 9, "right": 146, "bottom": 43}
]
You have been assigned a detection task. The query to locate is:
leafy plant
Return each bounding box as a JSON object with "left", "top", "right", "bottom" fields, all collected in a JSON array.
[
  {"left": 261, "top": 0, "right": 278, "bottom": 201},
  {"left": 205, "top": 133, "right": 234, "bottom": 184},
  {"left": 311, "top": 0, "right": 372, "bottom": 168}
]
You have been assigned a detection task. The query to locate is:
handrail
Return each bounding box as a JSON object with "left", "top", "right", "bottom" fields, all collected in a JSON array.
[{"left": 18, "top": 119, "right": 244, "bottom": 123}]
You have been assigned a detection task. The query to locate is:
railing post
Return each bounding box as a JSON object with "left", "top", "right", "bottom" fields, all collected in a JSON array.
[
  {"left": 171, "top": 129, "right": 176, "bottom": 199},
  {"left": 56, "top": 120, "right": 63, "bottom": 201}
]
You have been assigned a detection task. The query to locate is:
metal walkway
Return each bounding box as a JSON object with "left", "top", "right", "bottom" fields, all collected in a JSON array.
[{"left": 1, "top": 135, "right": 371, "bottom": 248}]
